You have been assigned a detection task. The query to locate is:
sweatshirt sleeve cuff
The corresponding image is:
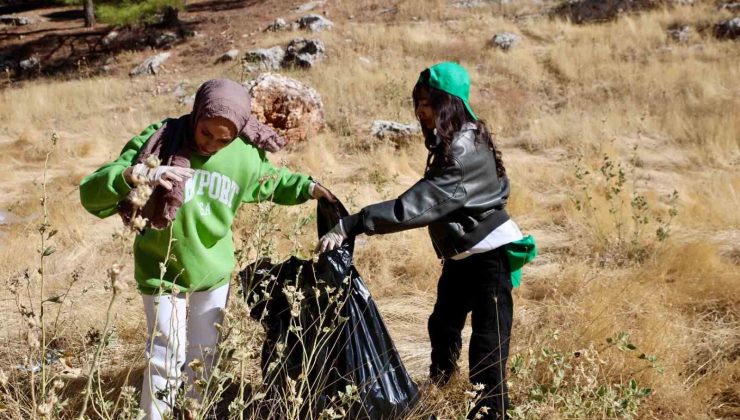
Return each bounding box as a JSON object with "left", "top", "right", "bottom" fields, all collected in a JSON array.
[
  {"left": 112, "top": 167, "right": 133, "bottom": 196},
  {"left": 341, "top": 213, "right": 365, "bottom": 237}
]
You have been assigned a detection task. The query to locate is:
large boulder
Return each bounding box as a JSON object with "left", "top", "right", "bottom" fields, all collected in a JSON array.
[
  {"left": 245, "top": 73, "right": 326, "bottom": 144},
  {"left": 714, "top": 17, "right": 740, "bottom": 40},
  {"left": 129, "top": 52, "right": 171, "bottom": 76},
  {"left": 296, "top": 14, "right": 334, "bottom": 32},
  {"left": 551, "top": 0, "right": 662, "bottom": 24},
  {"left": 283, "top": 38, "right": 326, "bottom": 68},
  {"left": 244, "top": 46, "right": 285, "bottom": 70}
]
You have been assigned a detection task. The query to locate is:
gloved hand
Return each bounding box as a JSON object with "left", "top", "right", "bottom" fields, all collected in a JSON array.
[
  {"left": 310, "top": 182, "right": 337, "bottom": 203},
  {"left": 131, "top": 163, "right": 195, "bottom": 190},
  {"left": 316, "top": 221, "right": 347, "bottom": 253}
]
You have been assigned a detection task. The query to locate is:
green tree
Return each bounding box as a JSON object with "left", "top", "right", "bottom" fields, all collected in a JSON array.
[
  {"left": 58, "top": 0, "right": 184, "bottom": 27},
  {"left": 97, "top": 0, "right": 184, "bottom": 26}
]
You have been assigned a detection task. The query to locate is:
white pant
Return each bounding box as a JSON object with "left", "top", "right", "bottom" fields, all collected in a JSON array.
[{"left": 140, "top": 284, "right": 229, "bottom": 420}]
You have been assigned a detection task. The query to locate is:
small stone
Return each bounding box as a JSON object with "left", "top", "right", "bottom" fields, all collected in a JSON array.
[
  {"left": 215, "top": 49, "right": 240, "bottom": 63},
  {"left": 154, "top": 31, "right": 179, "bottom": 48},
  {"left": 19, "top": 57, "right": 39, "bottom": 71},
  {"left": 452, "top": 0, "right": 484, "bottom": 8},
  {"left": 296, "top": 14, "right": 334, "bottom": 32},
  {"left": 293, "top": 0, "right": 326, "bottom": 12},
  {"left": 667, "top": 25, "right": 690, "bottom": 42},
  {"left": 358, "top": 56, "right": 372, "bottom": 65},
  {"left": 265, "top": 18, "right": 289, "bottom": 31},
  {"left": 102, "top": 30, "right": 119, "bottom": 46},
  {"left": 0, "top": 15, "right": 33, "bottom": 26},
  {"left": 490, "top": 32, "right": 521, "bottom": 51},
  {"left": 173, "top": 82, "right": 189, "bottom": 98},
  {"left": 0, "top": 210, "right": 19, "bottom": 226},
  {"left": 244, "top": 46, "right": 286, "bottom": 70},
  {"left": 129, "top": 52, "right": 171, "bottom": 77},
  {"left": 283, "top": 38, "right": 326, "bottom": 68}
]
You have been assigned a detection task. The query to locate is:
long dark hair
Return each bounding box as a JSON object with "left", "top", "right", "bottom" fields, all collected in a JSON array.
[{"left": 413, "top": 71, "right": 506, "bottom": 179}]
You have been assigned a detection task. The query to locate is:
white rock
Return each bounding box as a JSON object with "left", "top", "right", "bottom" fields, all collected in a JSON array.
[
  {"left": 452, "top": 0, "right": 484, "bottom": 8},
  {"left": 154, "top": 31, "right": 179, "bottom": 48},
  {"left": 19, "top": 57, "right": 39, "bottom": 71},
  {"left": 490, "top": 32, "right": 521, "bottom": 51},
  {"left": 0, "top": 15, "right": 33, "bottom": 26},
  {"left": 293, "top": 0, "right": 326, "bottom": 12},
  {"left": 129, "top": 52, "right": 171, "bottom": 77},
  {"left": 667, "top": 25, "right": 690, "bottom": 42},
  {"left": 371, "top": 120, "right": 420, "bottom": 143},
  {"left": 265, "top": 17, "right": 289, "bottom": 31},
  {"left": 296, "top": 14, "right": 334, "bottom": 32},
  {"left": 244, "top": 46, "right": 286, "bottom": 70},
  {"left": 216, "top": 49, "right": 240, "bottom": 63},
  {"left": 102, "top": 30, "right": 119, "bottom": 46}
]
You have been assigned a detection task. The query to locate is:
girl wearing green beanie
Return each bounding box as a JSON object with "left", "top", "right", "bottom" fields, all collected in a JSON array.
[{"left": 319, "top": 62, "right": 535, "bottom": 420}]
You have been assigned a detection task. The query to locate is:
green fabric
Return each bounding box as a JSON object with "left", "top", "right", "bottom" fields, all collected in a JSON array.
[
  {"left": 505, "top": 235, "right": 537, "bottom": 288},
  {"left": 421, "top": 61, "right": 478, "bottom": 120},
  {"left": 80, "top": 120, "right": 314, "bottom": 295}
]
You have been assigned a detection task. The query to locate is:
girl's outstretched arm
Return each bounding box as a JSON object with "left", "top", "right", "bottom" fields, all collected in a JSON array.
[
  {"left": 244, "top": 149, "right": 315, "bottom": 205},
  {"left": 79, "top": 122, "right": 163, "bottom": 218},
  {"left": 346, "top": 156, "right": 466, "bottom": 236}
]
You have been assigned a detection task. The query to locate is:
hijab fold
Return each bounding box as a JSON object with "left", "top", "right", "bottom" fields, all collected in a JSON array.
[{"left": 118, "top": 79, "right": 287, "bottom": 230}]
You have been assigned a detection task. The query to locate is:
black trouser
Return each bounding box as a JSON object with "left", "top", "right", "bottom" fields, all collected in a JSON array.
[{"left": 428, "top": 247, "right": 513, "bottom": 420}]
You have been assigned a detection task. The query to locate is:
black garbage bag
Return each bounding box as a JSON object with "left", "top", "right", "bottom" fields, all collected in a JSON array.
[{"left": 239, "top": 199, "right": 420, "bottom": 419}]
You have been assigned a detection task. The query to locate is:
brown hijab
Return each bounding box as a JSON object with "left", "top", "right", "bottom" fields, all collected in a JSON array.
[{"left": 119, "top": 79, "right": 287, "bottom": 230}]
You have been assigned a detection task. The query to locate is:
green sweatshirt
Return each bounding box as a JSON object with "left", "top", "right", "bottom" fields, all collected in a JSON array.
[{"left": 80, "top": 120, "right": 314, "bottom": 295}]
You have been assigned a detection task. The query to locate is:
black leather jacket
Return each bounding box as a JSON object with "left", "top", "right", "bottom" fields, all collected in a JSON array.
[{"left": 344, "top": 123, "right": 510, "bottom": 259}]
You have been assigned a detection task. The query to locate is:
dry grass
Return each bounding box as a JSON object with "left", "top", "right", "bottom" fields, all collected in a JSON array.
[{"left": 1, "top": 0, "right": 738, "bottom": 418}]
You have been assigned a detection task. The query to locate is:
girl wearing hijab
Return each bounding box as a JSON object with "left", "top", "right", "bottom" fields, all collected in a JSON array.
[
  {"left": 319, "top": 63, "right": 536, "bottom": 420},
  {"left": 80, "top": 79, "right": 335, "bottom": 419}
]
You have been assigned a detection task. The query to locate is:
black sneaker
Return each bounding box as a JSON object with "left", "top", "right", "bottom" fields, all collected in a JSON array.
[{"left": 429, "top": 364, "right": 458, "bottom": 387}]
